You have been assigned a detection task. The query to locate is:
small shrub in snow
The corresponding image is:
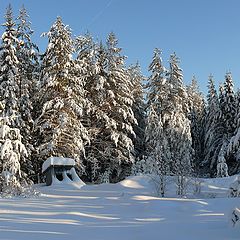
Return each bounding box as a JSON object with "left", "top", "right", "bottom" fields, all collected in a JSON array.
[
  {"left": 231, "top": 208, "right": 240, "bottom": 227},
  {"left": 99, "top": 169, "right": 111, "bottom": 184},
  {"left": 132, "top": 156, "right": 167, "bottom": 197},
  {"left": 0, "top": 174, "right": 40, "bottom": 198},
  {"left": 229, "top": 176, "right": 240, "bottom": 197},
  {"left": 150, "top": 175, "right": 168, "bottom": 197},
  {"left": 217, "top": 155, "right": 229, "bottom": 177},
  {"left": 192, "top": 177, "right": 203, "bottom": 195},
  {"left": 132, "top": 156, "right": 159, "bottom": 175}
]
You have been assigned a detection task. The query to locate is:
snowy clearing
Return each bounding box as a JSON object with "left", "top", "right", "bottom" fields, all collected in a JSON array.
[{"left": 0, "top": 175, "right": 240, "bottom": 240}]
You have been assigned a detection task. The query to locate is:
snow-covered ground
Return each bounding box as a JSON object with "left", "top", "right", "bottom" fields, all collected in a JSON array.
[{"left": 0, "top": 175, "right": 239, "bottom": 240}]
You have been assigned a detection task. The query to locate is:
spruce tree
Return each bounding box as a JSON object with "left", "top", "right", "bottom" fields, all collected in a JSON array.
[
  {"left": 145, "top": 48, "right": 170, "bottom": 194},
  {"left": 221, "top": 72, "right": 236, "bottom": 138},
  {"left": 128, "top": 62, "right": 146, "bottom": 160},
  {"left": 227, "top": 89, "right": 240, "bottom": 174},
  {"left": 187, "top": 76, "right": 205, "bottom": 175},
  {"left": 75, "top": 34, "right": 103, "bottom": 181},
  {"left": 145, "top": 48, "right": 168, "bottom": 157},
  {"left": 103, "top": 32, "right": 137, "bottom": 181},
  {"left": 203, "top": 76, "right": 224, "bottom": 176},
  {"left": 0, "top": 5, "right": 28, "bottom": 192},
  {"left": 16, "top": 5, "right": 39, "bottom": 179},
  {"left": 145, "top": 51, "right": 193, "bottom": 195},
  {"left": 167, "top": 53, "right": 193, "bottom": 195},
  {"left": 216, "top": 73, "right": 236, "bottom": 174},
  {"left": 34, "top": 17, "right": 89, "bottom": 177},
  {"left": 84, "top": 33, "right": 137, "bottom": 182}
]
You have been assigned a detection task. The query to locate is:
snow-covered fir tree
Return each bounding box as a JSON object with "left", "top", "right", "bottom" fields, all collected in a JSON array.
[
  {"left": 187, "top": 76, "right": 205, "bottom": 175},
  {"left": 217, "top": 147, "right": 229, "bottom": 177},
  {"left": 0, "top": 5, "right": 20, "bottom": 127},
  {"left": 227, "top": 89, "right": 240, "bottom": 174},
  {"left": 74, "top": 33, "right": 102, "bottom": 181},
  {"left": 145, "top": 49, "right": 168, "bottom": 109},
  {"left": 203, "top": 76, "right": 224, "bottom": 176},
  {"left": 16, "top": 5, "right": 39, "bottom": 180},
  {"left": 167, "top": 53, "right": 193, "bottom": 195},
  {"left": 218, "top": 72, "right": 236, "bottom": 174},
  {"left": 0, "top": 5, "right": 29, "bottom": 193},
  {"left": 103, "top": 32, "right": 137, "bottom": 181},
  {"left": 145, "top": 51, "right": 193, "bottom": 195},
  {"left": 145, "top": 110, "right": 169, "bottom": 196},
  {"left": 0, "top": 116, "right": 28, "bottom": 195},
  {"left": 75, "top": 33, "right": 95, "bottom": 87},
  {"left": 145, "top": 48, "right": 168, "bottom": 155},
  {"left": 84, "top": 32, "right": 137, "bottom": 182},
  {"left": 99, "top": 168, "right": 111, "bottom": 184},
  {"left": 144, "top": 48, "right": 170, "bottom": 194},
  {"left": 128, "top": 62, "right": 146, "bottom": 159},
  {"left": 222, "top": 72, "right": 236, "bottom": 138},
  {"left": 34, "top": 17, "right": 89, "bottom": 177}
]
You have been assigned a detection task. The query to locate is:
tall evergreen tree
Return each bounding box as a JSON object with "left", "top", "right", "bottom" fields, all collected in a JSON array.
[
  {"left": 145, "top": 51, "right": 193, "bottom": 195},
  {"left": 227, "top": 89, "right": 240, "bottom": 174},
  {"left": 67, "top": 32, "right": 136, "bottom": 183},
  {"left": 145, "top": 48, "right": 168, "bottom": 157},
  {"left": 16, "top": 5, "right": 39, "bottom": 179},
  {"left": 146, "top": 49, "right": 167, "bottom": 110},
  {"left": 215, "top": 73, "right": 236, "bottom": 174},
  {"left": 0, "top": 5, "right": 28, "bottom": 191},
  {"left": 128, "top": 62, "right": 146, "bottom": 160},
  {"left": 34, "top": 17, "right": 89, "bottom": 177},
  {"left": 222, "top": 72, "right": 236, "bottom": 137},
  {"left": 144, "top": 49, "right": 170, "bottom": 195},
  {"left": 102, "top": 32, "right": 137, "bottom": 181},
  {"left": 75, "top": 33, "right": 95, "bottom": 88},
  {"left": 75, "top": 34, "right": 104, "bottom": 181},
  {"left": 167, "top": 53, "right": 193, "bottom": 195},
  {"left": 187, "top": 76, "right": 205, "bottom": 175},
  {"left": 203, "top": 76, "right": 224, "bottom": 176}
]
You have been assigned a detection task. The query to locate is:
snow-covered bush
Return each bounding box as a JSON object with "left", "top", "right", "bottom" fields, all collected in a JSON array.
[
  {"left": 99, "top": 169, "right": 111, "bottom": 184},
  {"left": 192, "top": 177, "right": 204, "bottom": 195},
  {"left": 0, "top": 124, "right": 28, "bottom": 195},
  {"left": 0, "top": 172, "right": 40, "bottom": 198},
  {"left": 132, "top": 156, "right": 159, "bottom": 175},
  {"left": 231, "top": 208, "right": 240, "bottom": 227},
  {"left": 229, "top": 176, "right": 240, "bottom": 197},
  {"left": 132, "top": 155, "right": 168, "bottom": 197},
  {"left": 217, "top": 155, "right": 229, "bottom": 177}
]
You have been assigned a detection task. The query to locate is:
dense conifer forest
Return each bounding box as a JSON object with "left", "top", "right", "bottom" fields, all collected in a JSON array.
[{"left": 0, "top": 5, "right": 239, "bottom": 194}]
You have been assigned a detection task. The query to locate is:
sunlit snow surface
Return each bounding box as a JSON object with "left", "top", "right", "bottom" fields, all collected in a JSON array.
[{"left": 0, "top": 175, "right": 240, "bottom": 240}]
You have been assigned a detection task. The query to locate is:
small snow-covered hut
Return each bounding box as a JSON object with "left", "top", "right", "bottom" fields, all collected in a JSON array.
[{"left": 42, "top": 157, "right": 84, "bottom": 186}]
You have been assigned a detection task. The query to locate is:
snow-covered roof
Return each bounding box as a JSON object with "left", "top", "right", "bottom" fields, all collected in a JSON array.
[{"left": 42, "top": 157, "right": 76, "bottom": 173}]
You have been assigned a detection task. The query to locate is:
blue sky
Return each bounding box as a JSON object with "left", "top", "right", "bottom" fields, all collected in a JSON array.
[{"left": 1, "top": 0, "right": 240, "bottom": 93}]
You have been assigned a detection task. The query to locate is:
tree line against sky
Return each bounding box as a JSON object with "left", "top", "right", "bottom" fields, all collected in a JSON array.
[{"left": 0, "top": 5, "right": 239, "bottom": 195}]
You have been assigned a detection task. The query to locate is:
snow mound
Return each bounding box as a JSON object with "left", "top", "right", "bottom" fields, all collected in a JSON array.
[
  {"left": 42, "top": 180, "right": 85, "bottom": 193},
  {"left": 118, "top": 175, "right": 156, "bottom": 196},
  {"left": 196, "top": 175, "right": 239, "bottom": 198},
  {"left": 121, "top": 174, "right": 240, "bottom": 198},
  {"left": 120, "top": 175, "right": 152, "bottom": 189}
]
